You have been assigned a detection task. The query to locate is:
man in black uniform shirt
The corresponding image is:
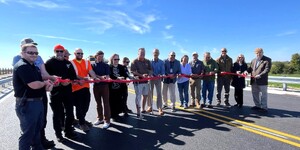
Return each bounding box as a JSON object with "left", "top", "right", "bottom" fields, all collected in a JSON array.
[
  {"left": 45, "top": 44, "right": 78, "bottom": 142},
  {"left": 13, "top": 44, "right": 53, "bottom": 150}
]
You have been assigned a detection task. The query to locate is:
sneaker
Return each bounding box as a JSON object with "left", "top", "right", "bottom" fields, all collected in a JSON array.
[
  {"left": 42, "top": 139, "right": 55, "bottom": 149},
  {"left": 85, "top": 121, "right": 93, "bottom": 127},
  {"left": 102, "top": 122, "right": 110, "bottom": 129},
  {"left": 251, "top": 106, "right": 261, "bottom": 110},
  {"left": 158, "top": 109, "right": 164, "bottom": 116},
  {"left": 162, "top": 105, "right": 168, "bottom": 109},
  {"left": 207, "top": 104, "right": 213, "bottom": 108},
  {"left": 146, "top": 107, "right": 153, "bottom": 113},
  {"left": 80, "top": 124, "right": 90, "bottom": 132},
  {"left": 137, "top": 114, "right": 144, "bottom": 119},
  {"left": 94, "top": 119, "right": 104, "bottom": 125},
  {"left": 216, "top": 102, "right": 221, "bottom": 106},
  {"left": 171, "top": 107, "right": 176, "bottom": 112},
  {"left": 200, "top": 104, "right": 206, "bottom": 108},
  {"left": 123, "top": 112, "right": 129, "bottom": 117},
  {"left": 126, "top": 109, "right": 133, "bottom": 113},
  {"left": 259, "top": 108, "right": 268, "bottom": 113},
  {"left": 224, "top": 102, "right": 231, "bottom": 106},
  {"left": 65, "top": 131, "right": 78, "bottom": 139}
]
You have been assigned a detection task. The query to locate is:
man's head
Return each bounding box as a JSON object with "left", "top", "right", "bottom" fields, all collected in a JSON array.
[
  {"left": 95, "top": 50, "right": 104, "bottom": 62},
  {"left": 192, "top": 52, "right": 198, "bottom": 60},
  {"left": 204, "top": 52, "right": 211, "bottom": 62},
  {"left": 138, "top": 48, "right": 145, "bottom": 60},
  {"left": 168, "top": 51, "right": 176, "bottom": 61},
  {"left": 153, "top": 48, "right": 159, "bottom": 59},
  {"left": 255, "top": 48, "right": 264, "bottom": 59},
  {"left": 53, "top": 44, "right": 65, "bottom": 60},
  {"left": 74, "top": 48, "right": 84, "bottom": 60},
  {"left": 21, "top": 44, "right": 38, "bottom": 64},
  {"left": 20, "top": 38, "right": 37, "bottom": 47},
  {"left": 221, "top": 48, "right": 227, "bottom": 57},
  {"left": 64, "top": 49, "right": 71, "bottom": 60}
]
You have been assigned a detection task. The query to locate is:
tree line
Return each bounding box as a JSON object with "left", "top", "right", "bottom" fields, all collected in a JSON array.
[{"left": 271, "top": 53, "right": 300, "bottom": 74}]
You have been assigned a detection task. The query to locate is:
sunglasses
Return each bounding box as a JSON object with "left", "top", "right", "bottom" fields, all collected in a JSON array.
[
  {"left": 55, "top": 50, "right": 64, "bottom": 53},
  {"left": 171, "top": 55, "right": 175, "bottom": 57},
  {"left": 124, "top": 61, "right": 130, "bottom": 63},
  {"left": 222, "top": 51, "right": 227, "bottom": 53},
  {"left": 26, "top": 51, "right": 39, "bottom": 55},
  {"left": 76, "top": 53, "right": 84, "bottom": 55},
  {"left": 114, "top": 59, "right": 120, "bottom": 61}
]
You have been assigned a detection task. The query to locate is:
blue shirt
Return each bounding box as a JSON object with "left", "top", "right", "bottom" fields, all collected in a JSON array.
[
  {"left": 151, "top": 58, "right": 165, "bottom": 76},
  {"left": 12, "top": 55, "right": 44, "bottom": 70},
  {"left": 92, "top": 61, "right": 110, "bottom": 85},
  {"left": 189, "top": 59, "right": 204, "bottom": 74},
  {"left": 177, "top": 63, "right": 192, "bottom": 83}
]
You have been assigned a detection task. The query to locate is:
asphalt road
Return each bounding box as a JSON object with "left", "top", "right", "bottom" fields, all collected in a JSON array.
[{"left": 0, "top": 84, "right": 299, "bottom": 150}]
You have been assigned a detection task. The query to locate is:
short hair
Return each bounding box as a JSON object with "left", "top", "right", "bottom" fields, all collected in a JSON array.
[
  {"left": 255, "top": 48, "right": 263, "bottom": 53},
  {"left": 123, "top": 57, "right": 129, "bottom": 62},
  {"left": 21, "top": 44, "right": 36, "bottom": 52},
  {"left": 181, "top": 55, "right": 189, "bottom": 62}
]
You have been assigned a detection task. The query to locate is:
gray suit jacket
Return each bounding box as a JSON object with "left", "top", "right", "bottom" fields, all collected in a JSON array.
[{"left": 248, "top": 55, "right": 272, "bottom": 85}]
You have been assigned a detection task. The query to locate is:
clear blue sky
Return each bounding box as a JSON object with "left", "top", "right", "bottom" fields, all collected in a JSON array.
[{"left": 1, "top": 0, "right": 299, "bottom": 68}]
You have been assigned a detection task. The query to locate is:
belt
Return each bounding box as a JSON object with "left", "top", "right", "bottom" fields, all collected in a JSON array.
[{"left": 16, "top": 97, "right": 43, "bottom": 101}]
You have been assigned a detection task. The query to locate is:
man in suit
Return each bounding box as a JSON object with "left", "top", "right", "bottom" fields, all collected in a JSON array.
[{"left": 248, "top": 48, "right": 272, "bottom": 112}]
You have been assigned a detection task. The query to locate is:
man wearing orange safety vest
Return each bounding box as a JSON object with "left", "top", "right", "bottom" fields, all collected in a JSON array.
[{"left": 70, "top": 48, "right": 98, "bottom": 132}]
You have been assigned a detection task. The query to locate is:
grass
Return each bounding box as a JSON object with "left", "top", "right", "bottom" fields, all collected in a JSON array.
[{"left": 268, "top": 82, "right": 300, "bottom": 90}]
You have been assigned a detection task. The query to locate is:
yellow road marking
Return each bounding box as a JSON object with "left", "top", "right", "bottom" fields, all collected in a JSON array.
[{"left": 128, "top": 88, "right": 300, "bottom": 148}]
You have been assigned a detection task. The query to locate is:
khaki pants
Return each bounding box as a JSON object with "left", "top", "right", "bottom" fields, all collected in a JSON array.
[
  {"left": 149, "top": 79, "right": 163, "bottom": 109},
  {"left": 162, "top": 83, "right": 176, "bottom": 108},
  {"left": 189, "top": 78, "right": 202, "bottom": 105}
]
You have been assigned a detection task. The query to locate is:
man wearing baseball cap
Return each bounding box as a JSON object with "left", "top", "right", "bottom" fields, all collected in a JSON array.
[
  {"left": 12, "top": 38, "right": 56, "bottom": 149},
  {"left": 45, "top": 44, "right": 78, "bottom": 142}
]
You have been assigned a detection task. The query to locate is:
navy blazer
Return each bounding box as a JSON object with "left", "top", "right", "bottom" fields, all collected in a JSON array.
[{"left": 163, "top": 59, "right": 181, "bottom": 84}]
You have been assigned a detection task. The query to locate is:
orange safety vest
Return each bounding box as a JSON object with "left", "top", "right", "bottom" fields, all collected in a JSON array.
[{"left": 70, "top": 59, "right": 92, "bottom": 92}]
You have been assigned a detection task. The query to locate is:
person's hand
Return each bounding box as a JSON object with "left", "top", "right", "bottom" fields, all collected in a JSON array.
[
  {"left": 255, "top": 75, "right": 261, "bottom": 79},
  {"left": 236, "top": 71, "right": 241, "bottom": 74},
  {"left": 117, "top": 77, "right": 125, "bottom": 80},
  {"left": 209, "top": 71, "right": 215, "bottom": 75}
]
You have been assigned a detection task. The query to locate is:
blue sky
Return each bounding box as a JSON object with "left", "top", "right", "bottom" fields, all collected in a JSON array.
[{"left": 1, "top": 0, "right": 299, "bottom": 68}]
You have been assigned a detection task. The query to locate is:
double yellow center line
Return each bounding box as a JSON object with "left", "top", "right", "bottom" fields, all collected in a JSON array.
[{"left": 128, "top": 88, "right": 300, "bottom": 148}]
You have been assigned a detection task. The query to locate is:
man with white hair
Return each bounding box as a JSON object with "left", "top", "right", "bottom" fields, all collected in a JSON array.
[{"left": 247, "top": 48, "right": 272, "bottom": 112}]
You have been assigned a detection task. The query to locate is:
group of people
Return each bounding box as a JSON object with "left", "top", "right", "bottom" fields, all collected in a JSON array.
[{"left": 12, "top": 37, "right": 271, "bottom": 150}]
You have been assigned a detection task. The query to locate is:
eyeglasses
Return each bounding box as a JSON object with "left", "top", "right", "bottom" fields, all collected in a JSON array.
[
  {"left": 222, "top": 51, "right": 227, "bottom": 53},
  {"left": 171, "top": 55, "right": 175, "bottom": 57},
  {"left": 76, "top": 53, "right": 84, "bottom": 55},
  {"left": 55, "top": 50, "right": 64, "bottom": 53},
  {"left": 238, "top": 57, "right": 244, "bottom": 58},
  {"left": 124, "top": 61, "right": 130, "bottom": 63},
  {"left": 26, "top": 51, "right": 39, "bottom": 55},
  {"left": 114, "top": 59, "right": 120, "bottom": 61}
]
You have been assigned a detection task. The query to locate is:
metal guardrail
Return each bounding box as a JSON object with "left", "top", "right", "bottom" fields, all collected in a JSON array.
[
  {"left": 0, "top": 75, "right": 13, "bottom": 99},
  {"left": 246, "top": 76, "right": 300, "bottom": 91}
]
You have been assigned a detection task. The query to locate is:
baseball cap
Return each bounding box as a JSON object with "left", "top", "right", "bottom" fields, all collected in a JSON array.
[
  {"left": 64, "top": 49, "right": 71, "bottom": 56},
  {"left": 54, "top": 44, "right": 65, "bottom": 51},
  {"left": 192, "top": 52, "right": 198, "bottom": 56},
  {"left": 20, "top": 38, "right": 37, "bottom": 46}
]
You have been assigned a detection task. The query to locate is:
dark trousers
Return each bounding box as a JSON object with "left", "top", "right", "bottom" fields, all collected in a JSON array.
[
  {"left": 120, "top": 85, "right": 129, "bottom": 112},
  {"left": 50, "top": 93, "right": 74, "bottom": 137},
  {"left": 40, "top": 92, "right": 48, "bottom": 142},
  {"left": 109, "top": 87, "right": 123, "bottom": 118},
  {"left": 15, "top": 99, "right": 44, "bottom": 150},
  {"left": 234, "top": 88, "right": 244, "bottom": 105},
  {"left": 93, "top": 84, "right": 111, "bottom": 122},
  {"left": 73, "top": 88, "right": 91, "bottom": 125},
  {"left": 216, "top": 77, "right": 231, "bottom": 102}
]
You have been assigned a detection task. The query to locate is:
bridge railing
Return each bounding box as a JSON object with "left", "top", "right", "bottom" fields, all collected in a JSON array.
[{"left": 246, "top": 76, "right": 300, "bottom": 91}]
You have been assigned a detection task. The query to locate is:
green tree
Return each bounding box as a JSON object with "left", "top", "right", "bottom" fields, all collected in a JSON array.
[
  {"left": 271, "top": 62, "right": 285, "bottom": 74},
  {"left": 290, "top": 53, "right": 300, "bottom": 73}
]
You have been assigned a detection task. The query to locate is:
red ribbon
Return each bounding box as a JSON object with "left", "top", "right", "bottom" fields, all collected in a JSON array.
[{"left": 55, "top": 72, "right": 251, "bottom": 84}]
